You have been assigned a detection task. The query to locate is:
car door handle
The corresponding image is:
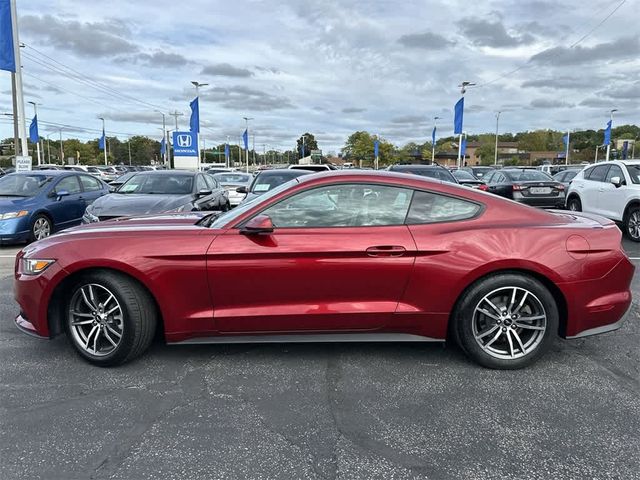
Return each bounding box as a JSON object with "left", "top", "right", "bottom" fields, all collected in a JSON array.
[{"left": 366, "top": 245, "right": 406, "bottom": 257}]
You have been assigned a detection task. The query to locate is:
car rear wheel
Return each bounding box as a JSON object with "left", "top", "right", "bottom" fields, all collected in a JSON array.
[
  {"left": 567, "top": 196, "right": 581, "bottom": 212},
  {"left": 624, "top": 206, "right": 640, "bottom": 242},
  {"left": 65, "top": 271, "right": 157, "bottom": 366},
  {"left": 30, "top": 214, "right": 52, "bottom": 242},
  {"left": 453, "top": 273, "right": 558, "bottom": 369}
]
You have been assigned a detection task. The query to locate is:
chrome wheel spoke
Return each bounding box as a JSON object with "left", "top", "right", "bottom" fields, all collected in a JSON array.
[
  {"left": 514, "top": 322, "right": 545, "bottom": 330},
  {"left": 511, "top": 328, "right": 527, "bottom": 354},
  {"left": 84, "top": 325, "right": 99, "bottom": 349},
  {"left": 475, "top": 325, "right": 499, "bottom": 340},
  {"left": 484, "top": 328, "right": 503, "bottom": 349},
  {"left": 71, "top": 319, "right": 94, "bottom": 326},
  {"left": 106, "top": 325, "right": 122, "bottom": 338},
  {"left": 477, "top": 308, "right": 500, "bottom": 321},
  {"left": 72, "top": 311, "right": 94, "bottom": 318},
  {"left": 506, "top": 329, "right": 515, "bottom": 358},
  {"left": 103, "top": 329, "right": 118, "bottom": 348},
  {"left": 80, "top": 288, "right": 97, "bottom": 312},
  {"left": 512, "top": 291, "right": 528, "bottom": 315},
  {"left": 483, "top": 298, "right": 503, "bottom": 316}
]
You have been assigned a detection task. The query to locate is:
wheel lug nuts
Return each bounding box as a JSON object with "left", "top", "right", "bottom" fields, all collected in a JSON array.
[{"left": 502, "top": 327, "right": 507, "bottom": 331}]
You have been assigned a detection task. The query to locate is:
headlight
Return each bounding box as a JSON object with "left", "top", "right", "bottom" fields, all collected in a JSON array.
[
  {"left": 21, "top": 258, "right": 56, "bottom": 275},
  {"left": 83, "top": 209, "right": 99, "bottom": 223},
  {"left": 0, "top": 210, "right": 29, "bottom": 220}
]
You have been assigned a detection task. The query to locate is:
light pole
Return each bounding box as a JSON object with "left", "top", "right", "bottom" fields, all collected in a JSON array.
[
  {"left": 98, "top": 117, "right": 107, "bottom": 165},
  {"left": 605, "top": 109, "right": 617, "bottom": 162},
  {"left": 45, "top": 132, "right": 53, "bottom": 163},
  {"left": 27, "top": 101, "right": 41, "bottom": 165},
  {"left": 457, "top": 81, "right": 475, "bottom": 168},
  {"left": 432, "top": 116, "right": 440, "bottom": 164},
  {"left": 58, "top": 128, "right": 64, "bottom": 164},
  {"left": 300, "top": 134, "right": 308, "bottom": 163},
  {"left": 169, "top": 110, "right": 183, "bottom": 130},
  {"left": 243, "top": 116, "right": 253, "bottom": 173},
  {"left": 494, "top": 111, "right": 501, "bottom": 166}
]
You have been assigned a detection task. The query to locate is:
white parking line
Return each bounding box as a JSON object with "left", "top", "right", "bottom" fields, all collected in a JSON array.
[
  {"left": 0, "top": 255, "right": 16, "bottom": 258},
  {"left": 629, "top": 257, "right": 640, "bottom": 260}
]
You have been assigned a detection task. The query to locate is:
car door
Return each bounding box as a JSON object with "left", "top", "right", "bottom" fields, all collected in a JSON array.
[
  {"left": 206, "top": 183, "right": 417, "bottom": 333},
  {"left": 600, "top": 164, "right": 626, "bottom": 220},
  {"left": 580, "top": 165, "right": 610, "bottom": 215},
  {"left": 46, "top": 175, "right": 84, "bottom": 229},
  {"left": 78, "top": 174, "right": 107, "bottom": 217},
  {"left": 192, "top": 174, "right": 216, "bottom": 210}
]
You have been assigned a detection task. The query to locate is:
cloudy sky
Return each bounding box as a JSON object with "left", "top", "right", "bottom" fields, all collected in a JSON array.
[{"left": 0, "top": 0, "right": 638, "bottom": 153}]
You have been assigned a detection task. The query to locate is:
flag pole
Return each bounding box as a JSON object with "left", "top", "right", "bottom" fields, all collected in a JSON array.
[
  {"left": 565, "top": 131, "right": 570, "bottom": 165},
  {"left": 9, "top": 0, "right": 28, "bottom": 158}
]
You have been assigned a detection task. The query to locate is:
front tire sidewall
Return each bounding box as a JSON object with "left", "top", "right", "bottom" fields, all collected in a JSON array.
[
  {"left": 65, "top": 272, "right": 156, "bottom": 367},
  {"left": 454, "top": 273, "right": 558, "bottom": 369},
  {"left": 567, "top": 197, "right": 581, "bottom": 212},
  {"left": 30, "top": 214, "right": 52, "bottom": 242},
  {"left": 624, "top": 207, "right": 640, "bottom": 242}
]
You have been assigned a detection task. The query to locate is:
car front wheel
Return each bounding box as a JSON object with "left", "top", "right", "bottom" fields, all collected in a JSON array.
[
  {"left": 30, "top": 214, "right": 52, "bottom": 242},
  {"left": 454, "top": 273, "right": 558, "bottom": 369},
  {"left": 65, "top": 271, "right": 157, "bottom": 366},
  {"left": 624, "top": 206, "right": 640, "bottom": 242},
  {"left": 567, "top": 196, "right": 581, "bottom": 212}
]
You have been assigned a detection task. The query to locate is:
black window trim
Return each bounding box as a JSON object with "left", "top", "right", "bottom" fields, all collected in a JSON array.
[{"left": 235, "top": 181, "right": 485, "bottom": 230}]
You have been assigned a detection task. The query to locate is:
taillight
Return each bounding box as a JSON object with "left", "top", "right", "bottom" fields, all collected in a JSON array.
[
  {"left": 512, "top": 184, "right": 525, "bottom": 191},
  {"left": 556, "top": 184, "right": 565, "bottom": 190},
  {"left": 478, "top": 184, "right": 489, "bottom": 191}
]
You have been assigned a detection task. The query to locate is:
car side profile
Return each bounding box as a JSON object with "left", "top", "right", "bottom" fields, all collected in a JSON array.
[
  {"left": 15, "top": 171, "right": 633, "bottom": 369},
  {"left": 566, "top": 160, "right": 640, "bottom": 241},
  {"left": 0, "top": 170, "right": 109, "bottom": 243}
]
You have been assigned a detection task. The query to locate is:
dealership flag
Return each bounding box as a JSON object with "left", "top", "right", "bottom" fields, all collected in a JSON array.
[
  {"left": 622, "top": 141, "right": 629, "bottom": 160},
  {"left": 224, "top": 143, "right": 230, "bottom": 161},
  {"left": 454, "top": 97, "right": 464, "bottom": 135},
  {"left": 160, "top": 137, "right": 166, "bottom": 155},
  {"left": 604, "top": 119, "right": 612, "bottom": 146},
  {"left": 432, "top": 126, "right": 436, "bottom": 145},
  {"left": 461, "top": 136, "right": 467, "bottom": 156},
  {"left": 29, "top": 115, "right": 38, "bottom": 143},
  {"left": 98, "top": 128, "right": 105, "bottom": 151},
  {"left": 374, "top": 139, "right": 379, "bottom": 158},
  {"left": 562, "top": 134, "right": 569, "bottom": 146},
  {"left": 242, "top": 129, "right": 248, "bottom": 150},
  {"left": 0, "top": 0, "right": 15, "bottom": 72},
  {"left": 189, "top": 97, "right": 200, "bottom": 133}
]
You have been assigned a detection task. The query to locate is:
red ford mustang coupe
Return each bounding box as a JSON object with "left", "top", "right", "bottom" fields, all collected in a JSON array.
[{"left": 14, "top": 171, "right": 633, "bottom": 369}]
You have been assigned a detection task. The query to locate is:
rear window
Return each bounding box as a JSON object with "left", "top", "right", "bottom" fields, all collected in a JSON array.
[
  {"left": 391, "top": 166, "right": 457, "bottom": 183},
  {"left": 504, "top": 170, "right": 552, "bottom": 182},
  {"left": 625, "top": 165, "right": 640, "bottom": 184},
  {"left": 406, "top": 191, "right": 481, "bottom": 224}
]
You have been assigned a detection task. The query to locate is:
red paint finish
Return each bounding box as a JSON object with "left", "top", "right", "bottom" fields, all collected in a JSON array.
[{"left": 13, "top": 172, "right": 634, "bottom": 346}]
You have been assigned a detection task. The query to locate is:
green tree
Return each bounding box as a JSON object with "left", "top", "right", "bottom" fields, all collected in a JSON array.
[
  {"left": 342, "top": 131, "right": 394, "bottom": 167},
  {"left": 296, "top": 133, "right": 319, "bottom": 158}
]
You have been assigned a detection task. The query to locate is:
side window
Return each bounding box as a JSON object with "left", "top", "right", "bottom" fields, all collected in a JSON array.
[
  {"left": 494, "top": 174, "right": 505, "bottom": 184},
  {"left": 406, "top": 191, "right": 481, "bottom": 224},
  {"left": 605, "top": 165, "right": 624, "bottom": 183},
  {"left": 554, "top": 172, "right": 566, "bottom": 182},
  {"left": 206, "top": 176, "right": 218, "bottom": 189},
  {"left": 483, "top": 171, "right": 495, "bottom": 183},
  {"left": 196, "top": 175, "right": 209, "bottom": 192},
  {"left": 587, "top": 165, "right": 609, "bottom": 182},
  {"left": 55, "top": 176, "right": 82, "bottom": 194},
  {"left": 260, "top": 184, "right": 413, "bottom": 228},
  {"left": 79, "top": 174, "right": 102, "bottom": 192}
]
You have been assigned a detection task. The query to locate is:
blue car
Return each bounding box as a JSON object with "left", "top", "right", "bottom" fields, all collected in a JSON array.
[{"left": 0, "top": 170, "right": 109, "bottom": 244}]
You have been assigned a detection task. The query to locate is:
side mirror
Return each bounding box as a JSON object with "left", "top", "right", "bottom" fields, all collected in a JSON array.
[
  {"left": 240, "top": 214, "right": 274, "bottom": 235},
  {"left": 610, "top": 176, "right": 623, "bottom": 188},
  {"left": 196, "top": 189, "right": 212, "bottom": 198},
  {"left": 55, "top": 189, "right": 70, "bottom": 199},
  {"left": 236, "top": 186, "right": 248, "bottom": 194},
  {"left": 109, "top": 186, "right": 117, "bottom": 193}
]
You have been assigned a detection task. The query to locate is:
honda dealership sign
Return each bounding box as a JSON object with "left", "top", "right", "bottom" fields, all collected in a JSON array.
[{"left": 173, "top": 131, "right": 198, "bottom": 170}]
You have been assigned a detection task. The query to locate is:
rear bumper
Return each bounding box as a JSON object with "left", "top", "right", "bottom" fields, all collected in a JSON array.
[
  {"left": 513, "top": 194, "right": 565, "bottom": 208},
  {"left": 562, "top": 256, "right": 634, "bottom": 338}
]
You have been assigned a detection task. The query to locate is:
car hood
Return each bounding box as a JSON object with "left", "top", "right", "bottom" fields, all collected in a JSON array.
[
  {"left": 0, "top": 196, "right": 33, "bottom": 210},
  {"left": 88, "top": 193, "right": 193, "bottom": 217}
]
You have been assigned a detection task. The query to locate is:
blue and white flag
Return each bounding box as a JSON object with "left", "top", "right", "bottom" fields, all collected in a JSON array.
[
  {"left": 29, "top": 115, "right": 38, "bottom": 143},
  {"left": 454, "top": 97, "right": 464, "bottom": 135},
  {"left": 224, "top": 143, "right": 230, "bottom": 161},
  {"left": 242, "top": 129, "right": 248, "bottom": 150},
  {"left": 562, "top": 134, "right": 569, "bottom": 147},
  {"left": 374, "top": 139, "right": 379, "bottom": 158},
  {"left": 160, "top": 137, "right": 166, "bottom": 155},
  {"left": 622, "top": 141, "right": 629, "bottom": 160},
  {"left": 431, "top": 126, "right": 436, "bottom": 145},
  {"left": 189, "top": 97, "right": 200, "bottom": 133},
  {"left": 604, "top": 120, "right": 612, "bottom": 146},
  {"left": 0, "top": 0, "right": 15, "bottom": 72},
  {"left": 98, "top": 129, "right": 105, "bottom": 151}
]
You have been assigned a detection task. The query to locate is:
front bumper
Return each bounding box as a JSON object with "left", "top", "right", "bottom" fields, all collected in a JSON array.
[
  {"left": 0, "top": 217, "right": 31, "bottom": 244},
  {"left": 15, "top": 312, "right": 49, "bottom": 339}
]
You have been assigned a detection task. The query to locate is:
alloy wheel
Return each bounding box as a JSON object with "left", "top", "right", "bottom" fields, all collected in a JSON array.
[
  {"left": 33, "top": 217, "right": 51, "bottom": 240},
  {"left": 627, "top": 211, "right": 640, "bottom": 240},
  {"left": 472, "top": 286, "right": 547, "bottom": 360},
  {"left": 68, "top": 283, "right": 124, "bottom": 357}
]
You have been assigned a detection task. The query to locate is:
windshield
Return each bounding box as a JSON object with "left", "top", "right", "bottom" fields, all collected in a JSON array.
[
  {"left": 118, "top": 173, "right": 193, "bottom": 194},
  {"left": 626, "top": 165, "right": 640, "bottom": 184},
  {"left": 453, "top": 170, "right": 477, "bottom": 181},
  {"left": 209, "top": 177, "right": 302, "bottom": 228},
  {"left": 249, "top": 171, "right": 309, "bottom": 194},
  {"left": 213, "top": 173, "right": 252, "bottom": 184},
  {"left": 0, "top": 174, "right": 52, "bottom": 196},
  {"left": 505, "top": 170, "right": 553, "bottom": 182}
]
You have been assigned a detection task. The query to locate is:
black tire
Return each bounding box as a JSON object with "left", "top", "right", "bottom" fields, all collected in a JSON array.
[
  {"left": 65, "top": 270, "right": 157, "bottom": 367},
  {"left": 30, "top": 213, "right": 53, "bottom": 242},
  {"left": 567, "top": 196, "right": 581, "bottom": 212},
  {"left": 623, "top": 205, "right": 640, "bottom": 242},
  {"left": 453, "top": 273, "right": 558, "bottom": 369}
]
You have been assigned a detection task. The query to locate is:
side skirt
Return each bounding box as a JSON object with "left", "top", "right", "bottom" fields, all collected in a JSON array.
[{"left": 168, "top": 332, "right": 444, "bottom": 345}]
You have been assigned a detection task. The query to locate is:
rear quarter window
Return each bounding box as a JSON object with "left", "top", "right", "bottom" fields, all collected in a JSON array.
[{"left": 406, "top": 190, "right": 481, "bottom": 224}]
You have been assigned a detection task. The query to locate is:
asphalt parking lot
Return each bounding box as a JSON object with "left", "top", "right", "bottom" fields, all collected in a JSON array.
[{"left": 1, "top": 241, "right": 639, "bottom": 480}]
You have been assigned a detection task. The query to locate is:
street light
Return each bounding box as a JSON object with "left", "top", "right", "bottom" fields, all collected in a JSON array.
[
  {"left": 98, "top": 117, "right": 107, "bottom": 165},
  {"left": 494, "top": 111, "right": 501, "bottom": 166},
  {"left": 243, "top": 116, "right": 253, "bottom": 173},
  {"left": 27, "top": 101, "right": 41, "bottom": 165},
  {"left": 432, "top": 116, "right": 440, "bottom": 164},
  {"left": 605, "top": 109, "right": 618, "bottom": 162},
  {"left": 456, "top": 81, "right": 475, "bottom": 167}
]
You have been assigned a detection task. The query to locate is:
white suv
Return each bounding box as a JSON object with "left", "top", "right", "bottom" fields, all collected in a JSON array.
[{"left": 566, "top": 160, "right": 640, "bottom": 241}]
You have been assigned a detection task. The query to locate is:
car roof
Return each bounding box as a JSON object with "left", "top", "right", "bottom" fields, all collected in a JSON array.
[
  {"left": 129, "top": 170, "right": 196, "bottom": 176},
  {"left": 390, "top": 164, "right": 444, "bottom": 169},
  {"left": 620, "top": 160, "right": 640, "bottom": 166},
  {"left": 10, "top": 169, "right": 71, "bottom": 176}
]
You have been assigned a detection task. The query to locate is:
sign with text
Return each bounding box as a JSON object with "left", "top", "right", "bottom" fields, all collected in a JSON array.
[
  {"left": 173, "top": 131, "right": 198, "bottom": 170},
  {"left": 15, "top": 156, "right": 32, "bottom": 171}
]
